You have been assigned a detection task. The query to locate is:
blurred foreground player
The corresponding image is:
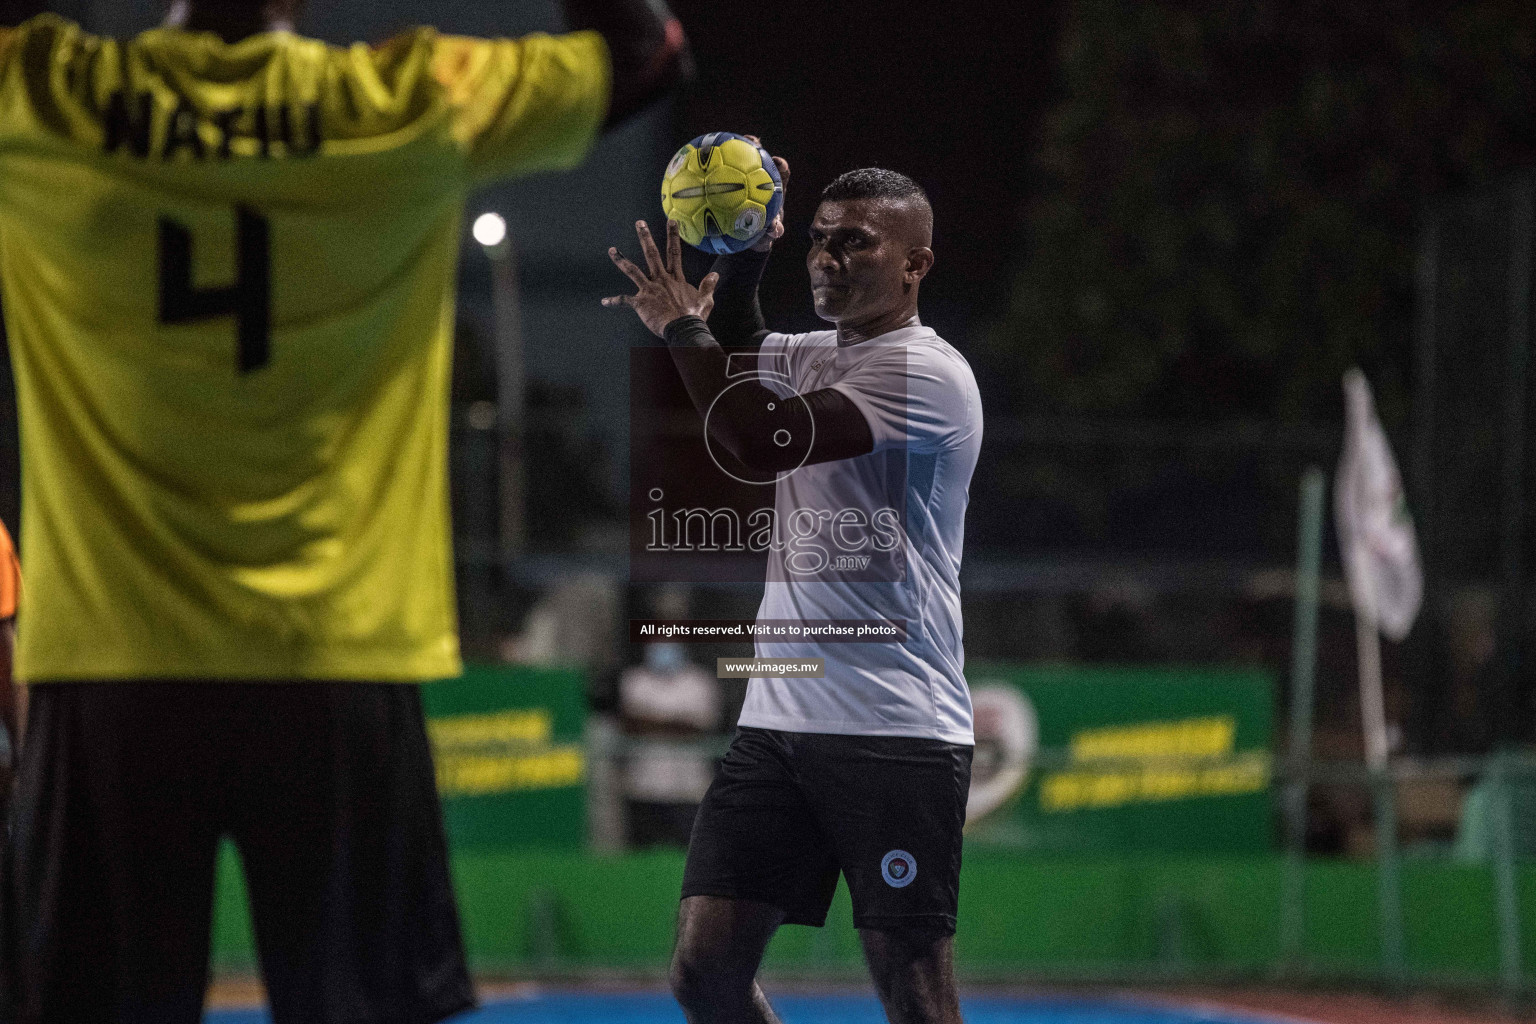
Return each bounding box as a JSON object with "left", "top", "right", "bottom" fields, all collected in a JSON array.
[
  {"left": 0, "top": 0, "right": 689, "bottom": 1021},
  {"left": 605, "top": 159, "right": 982, "bottom": 1023}
]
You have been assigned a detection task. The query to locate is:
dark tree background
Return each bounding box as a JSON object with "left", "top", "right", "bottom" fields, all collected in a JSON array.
[
  {"left": 5, "top": 1, "right": 1536, "bottom": 540},
  {"left": 668, "top": 0, "right": 1061, "bottom": 343},
  {"left": 987, "top": 1, "right": 1536, "bottom": 426}
]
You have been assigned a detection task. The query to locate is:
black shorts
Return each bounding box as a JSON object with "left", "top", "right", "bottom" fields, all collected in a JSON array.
[
  {"left": 2, "top": 682, "right": 473, "bottom": 1024},
  {"left": 681, "top": 726, "right": 973, "bottom": 935}
]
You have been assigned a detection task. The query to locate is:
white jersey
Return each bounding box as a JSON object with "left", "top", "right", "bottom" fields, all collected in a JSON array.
[{"left": 737, "top": 323, "right": 983, "bottom": 745}]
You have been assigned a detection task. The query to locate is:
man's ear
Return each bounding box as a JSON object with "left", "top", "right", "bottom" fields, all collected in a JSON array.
[{"left": 905, "top": 247, "right": 935, "bottom": 284}]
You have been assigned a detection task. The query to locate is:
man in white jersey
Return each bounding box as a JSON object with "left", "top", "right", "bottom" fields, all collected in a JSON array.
[{"left": 605, "top": 158, "right": 982, "bottom": 1024}]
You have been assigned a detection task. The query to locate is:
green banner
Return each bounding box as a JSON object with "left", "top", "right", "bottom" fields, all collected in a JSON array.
[
  {"left": 964, "top": 664, "right": 1274, "bottom": 853},
  {"left": 214, "top": 846, "right": 1536, "bottom": 981},
  {"left": 420, "top": 663, "right": 587, "bottom": 849}
]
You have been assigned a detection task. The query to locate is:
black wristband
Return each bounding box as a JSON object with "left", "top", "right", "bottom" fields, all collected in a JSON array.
[
  {"left": 708, "top": 248, "right": 770, "bottom": 344},
  {"left": 663, "top": 314, "right": 711, "bottom": 347}
]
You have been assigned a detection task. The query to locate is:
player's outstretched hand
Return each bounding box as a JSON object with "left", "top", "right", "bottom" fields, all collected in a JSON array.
[
  {"left": 743, "top": 135, "right": 789, "bottom": 251},
  {"left": 602, "top": 219, "right": 719, "bottom": 337}
]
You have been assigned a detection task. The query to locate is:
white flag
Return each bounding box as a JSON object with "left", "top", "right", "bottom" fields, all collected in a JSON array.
[{"left": 1335, "top": 368, "right": 1423, "bottom": 641}]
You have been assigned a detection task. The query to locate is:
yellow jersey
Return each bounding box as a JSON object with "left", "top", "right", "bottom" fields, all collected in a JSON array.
[{"left": 0, "top": 15, "right": 609, "bottom": 682}]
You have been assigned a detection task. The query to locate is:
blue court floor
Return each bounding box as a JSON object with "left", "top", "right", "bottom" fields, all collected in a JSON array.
[{"left": 205, "top": 990, "right": 1298, "bottom": 1024}]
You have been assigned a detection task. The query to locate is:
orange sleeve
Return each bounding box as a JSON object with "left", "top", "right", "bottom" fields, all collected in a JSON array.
[{"left": 0, "top": 520, "right": 17, "bottom": 620}]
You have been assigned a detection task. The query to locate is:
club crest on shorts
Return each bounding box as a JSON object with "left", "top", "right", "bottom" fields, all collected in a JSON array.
[{"left": 880, "top": 849, "right": 917, "bottom": 888}]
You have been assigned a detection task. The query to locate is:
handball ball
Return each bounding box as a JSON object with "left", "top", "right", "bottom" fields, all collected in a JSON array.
[{"left": 661, "top": 132, "right": 784, "bottom": 254}]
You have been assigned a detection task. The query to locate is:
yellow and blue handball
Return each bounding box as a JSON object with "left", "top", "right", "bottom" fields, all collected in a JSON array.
[{"left": 661, "top": 132, "right": 784, "bottom": 254}]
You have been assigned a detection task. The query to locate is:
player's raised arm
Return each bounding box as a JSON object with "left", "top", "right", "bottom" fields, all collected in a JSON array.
[
  {"left": 562, "top": 0, "right": 692, "bottom": 129},
  {"left": 434, "top": 1, "right": 689, "bottom": 184},
  {"left": 704, "top": 143, "right": 789, "bottom": 348},
  {"left": 604, "top": 218, "right": 874, "bottom": 472}
]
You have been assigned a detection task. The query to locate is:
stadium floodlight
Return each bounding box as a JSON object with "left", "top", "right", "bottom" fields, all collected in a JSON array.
[
  {"left": 472, "top": 211, "right": 508, "bottom": 248},
  {"left": 473, "top": 208, "right": 523, "bottom": 555}
]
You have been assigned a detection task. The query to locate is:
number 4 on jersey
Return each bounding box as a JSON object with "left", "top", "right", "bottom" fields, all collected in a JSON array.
[{"left": 158, "top": 206, "right": 272, "bottom": 373}]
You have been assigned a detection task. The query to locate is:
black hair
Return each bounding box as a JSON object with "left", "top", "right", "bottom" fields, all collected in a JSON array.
[{"left": 820, "top": 167, "right": 930, "bottom": 207}]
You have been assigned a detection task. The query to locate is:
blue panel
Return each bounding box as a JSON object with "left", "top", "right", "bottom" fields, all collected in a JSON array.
[{"left": 205, "top": 990, "right": 1297, "bottom": 1024}]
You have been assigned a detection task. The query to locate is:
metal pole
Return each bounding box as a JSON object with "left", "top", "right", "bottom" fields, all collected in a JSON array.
[
  {"left": 1408, "top": 205, "right": 1439, "bottom": 759},
  {"left": 1490, "top": 753, "right": 1524, "bottom": 1002},
  {"left": 1356, "top": 602, "right": 1390, "bottom": 772},
  {"left": 486, "top": 234, "right": 527, "bottom": 559},
  {"left": 585, "top": 713, "right": 626, "bottom": 853},
  {"left": 1410, "top": 210, "right": 1437, "bottom": 557},
  {"left": 1351, "top": 548, "right": 1405, "bottom": 987},
  {"left": 1495, "top": 180, "right": 1531, "bottom": 745},
  {"left": 1372, "top": 766, "right": 1406, "bottom": 988},
  {"left": 1334, "top": 510, "right": 1407, "bottom": 988},
  {"left": 1281, "top": 467, "right": 1325, "bottom": 972}
]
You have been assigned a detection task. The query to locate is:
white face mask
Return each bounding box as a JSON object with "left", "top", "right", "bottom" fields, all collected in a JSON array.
[{"left": 644, "top": 642, "right": 687, "bottom": 673}]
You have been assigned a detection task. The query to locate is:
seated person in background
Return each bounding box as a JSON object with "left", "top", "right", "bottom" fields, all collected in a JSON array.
[{"left": 620, "top": 638, "right": 721, "bottom": 847}]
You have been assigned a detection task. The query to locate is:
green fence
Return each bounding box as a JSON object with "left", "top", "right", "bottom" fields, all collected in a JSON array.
[
  {"left": 200, "top": 656, "right": 1536, "bottom": 995},
  {"left": 209, "top": 844, "right": 1536, "bottom": 987}
]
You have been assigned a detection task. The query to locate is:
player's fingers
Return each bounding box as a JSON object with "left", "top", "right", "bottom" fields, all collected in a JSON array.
[
  {"left": 600, "top": 294, "right": 635, "bottom": 308},
  {"left": 772, "top": 156, "right": 789, "bottom": 240},
  {"left": 635, "top": 220, "right": 665, "bottom": 277},
  {"left": 698, "top": 272, "right": 719, "bottom": 300},
  {"left": 666, "top": 219, "right": 682, "bottom": 275},
  {"left": 608, "top": 247, "right": 648, "bottom": 288}
]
